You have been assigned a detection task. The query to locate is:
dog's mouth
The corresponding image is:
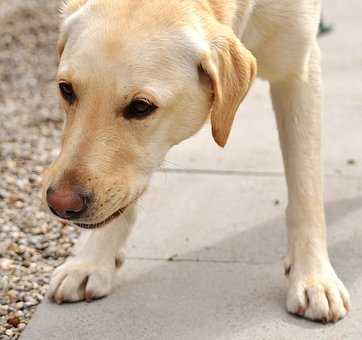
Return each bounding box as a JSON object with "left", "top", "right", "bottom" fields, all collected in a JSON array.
[{"left": 75, "top": 206, "right": 128, "bottom": 229}]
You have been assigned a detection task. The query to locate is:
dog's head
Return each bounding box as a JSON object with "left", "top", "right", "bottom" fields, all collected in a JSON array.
[{"left": 43, "top": 0, "right": 256, "bottom": 228}]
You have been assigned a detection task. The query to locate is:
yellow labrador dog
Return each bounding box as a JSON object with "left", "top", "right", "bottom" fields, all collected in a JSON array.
[{"left": 43, "top": 0, "right": 350, "bottom": 323}]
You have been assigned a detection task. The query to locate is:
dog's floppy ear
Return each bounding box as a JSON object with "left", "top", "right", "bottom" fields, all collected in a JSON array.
[{"left": 200, "top": 27, "right": 257, "bottom": 147}]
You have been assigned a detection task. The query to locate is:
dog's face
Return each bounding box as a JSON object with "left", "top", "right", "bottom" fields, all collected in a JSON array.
[{"left": 42, "top": 0, "right": 256, "bottom": 228}]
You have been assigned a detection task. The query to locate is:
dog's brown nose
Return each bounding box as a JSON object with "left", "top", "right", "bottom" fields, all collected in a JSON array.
[{"left": 46, "top": 187, "right": 90, "bottom": 220}]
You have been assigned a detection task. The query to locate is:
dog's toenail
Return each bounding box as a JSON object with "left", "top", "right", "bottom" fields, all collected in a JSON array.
[
  {"left": 55, "top": 296, "right": 63, "bottom": 305},
  {"left": 297, "top": 307, "right": 305, "bottom": 316},
  {"left": 85, "top": 291, "right": 94, "bottom": 302},
  {"left": 321, "top": 317, "right": 328, "bottom": 324}
]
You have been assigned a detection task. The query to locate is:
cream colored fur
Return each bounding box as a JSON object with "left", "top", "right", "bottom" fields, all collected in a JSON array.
[{"left": 44, "top": 0, "right": 350, "bottom": 323}]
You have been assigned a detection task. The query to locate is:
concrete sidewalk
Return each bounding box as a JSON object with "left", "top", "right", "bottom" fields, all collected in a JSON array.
[{"left": 22, "top": 1, "right": 362, "bottom": 339}]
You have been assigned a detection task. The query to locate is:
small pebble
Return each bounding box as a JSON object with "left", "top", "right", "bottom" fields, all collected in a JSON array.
[
  {"left": 5, "top": 329, "right": 13, "bottom": 337},
  {"left": 15, "top": 302, "right": 24, "bottom": 310},
  {"left": 0, "top": 258, "right": 13, "bottom": 270},
  {"left": 18, "top": 323, "right": 26, "bottom": 330},
  {"left": 7, "top": 316, "right": 20, "bottom": 328},
  {"left": 0, "top": 305, "right": 9, "bottom": 316},
  {"left": 0, "top": 274, "right": 9, "bottom": 292},
  {"left": 15, "top": 310, "right": 24, "bottom": 317}
]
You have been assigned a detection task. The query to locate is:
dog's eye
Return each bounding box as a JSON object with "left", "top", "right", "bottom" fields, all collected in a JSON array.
[
  {"left": 123, "top": 99, "right": 157, "bottom": 120},
  {"left": 59, "top": 82, "right": 76, "bottom": 104}
]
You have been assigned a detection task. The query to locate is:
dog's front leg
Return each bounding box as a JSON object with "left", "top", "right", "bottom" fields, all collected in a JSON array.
[
  {"left": 47, "top": 205, "right": 136, "bottom": 304},
  {"left": 270, "top": 43, "right": 350, "bottom": 322}
]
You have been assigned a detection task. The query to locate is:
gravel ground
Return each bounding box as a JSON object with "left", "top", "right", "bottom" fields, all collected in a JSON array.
[{"left": 0, "top": 1, "right": 79, "bottom": 339}]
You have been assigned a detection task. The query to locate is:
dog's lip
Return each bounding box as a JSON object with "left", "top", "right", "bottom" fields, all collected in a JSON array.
[
  {"left": 65, "top": 188, "right": 146, "bottom": 229},
  {"left": 75, "top": 205, "right": 128, "bottom": 229}
]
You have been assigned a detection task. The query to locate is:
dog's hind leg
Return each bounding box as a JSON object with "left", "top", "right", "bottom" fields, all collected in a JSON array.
[
  {"left": 269, "top": 42, "right": 350, "bottom": 323},
  {"left": 47, "top": 205, "right": 136, "bottom": 303}
]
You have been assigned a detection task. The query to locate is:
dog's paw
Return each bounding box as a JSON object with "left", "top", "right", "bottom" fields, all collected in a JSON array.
[
  {"left": 286, "top": 263, "right": 350, "bottom": 323},
  {"left": 47, "top": 253, "right": 124, "bottom": 304}
]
